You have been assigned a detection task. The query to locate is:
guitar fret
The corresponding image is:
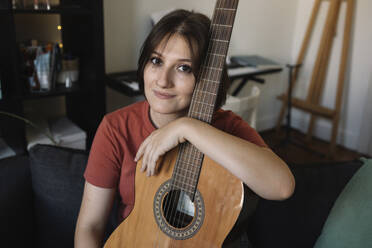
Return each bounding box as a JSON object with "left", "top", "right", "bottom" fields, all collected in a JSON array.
[
  {"left": 180, "top": 150, "right": 203, "bottom": 164},
  {"left": 193, "top": 100, "right": 215, "bottom": 107},
  {"left": 216, "top": 7, "right": 236, "bottom": 11},
  {"left": 211, "top": 27, "right": 232, "bottom": 40},
  {"left": 174, "top": 171, "right": 198, "bottom": 183},
  {"left": 174, "top": 171, "right": 198, "bottom": 182},
  {"left": 177, "top": 159, "right": 200, "bottom": 170},
  {"left": 186, "top": 160, "right": 202, "bottom": 169},
  {"left": 202, "top": 65, "right": 223, "bottom": 71},
  {"left": 196, "top": 88, "right": 218, "bottom": 101},
  {"left": 207, "top": 52, "right": 225, "bottom": 57},
  {"left": 211, "top": 38, "right": 229, "bottom": 43},
  {"left": 195, "top": 90, "right": 217, "bottom": 96},
  {"left": 205, "top": 56, "right": 225, "bottom": 69},
  {"left": 219, "top": 0, "right": 238, "bottom": 9},
  {"left": 202, "top": 82, "right": 219, "bottom": 91},
  {"left": 170, "top": 184, "right": 194, "bottom": 195},
  {"left": 190, "top": 110, "right": 213, "bottom": 117},
  {"left": 190, "top": 108, "right": 213, "bottom": 117},
  {"left": 201, "top": 78, "right": 219, "bottom": 84},
  {"left": 212, "top": 23, "right": 232, "bottom": 28},
  {"left": 175, "top": 166, "right": 198, "bottom": 176},
  {"left": 211, "top": 39, "right": 230, "bottom": 48},
  {"left": 200, "top": 69, "right": 222, "bottom": 82},
  {"left": 172, "top": 180, "right": 196, "bottom": 190},
  {"left": 192, "top": 98, "right": 215, "bottom": 109},
  {"left": 193, "top": 106, "right": 213, "bottom": 119}
]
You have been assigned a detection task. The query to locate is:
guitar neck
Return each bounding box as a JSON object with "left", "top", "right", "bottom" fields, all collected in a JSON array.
[
  {"left": 172, "top": 0, "right": 239, "bottom": 198},
  {"left": 188, "top": 0, "right": 239, "bottom": 124}
]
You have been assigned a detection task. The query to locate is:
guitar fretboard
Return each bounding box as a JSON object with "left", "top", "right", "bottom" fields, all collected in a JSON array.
[{"left": 171, "top": 0, "right": 239, "bottom": 199}]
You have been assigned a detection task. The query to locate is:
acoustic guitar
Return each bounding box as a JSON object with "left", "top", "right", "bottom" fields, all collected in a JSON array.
[{"left": 104, "top": 0, "right": 257, "bottom": 247}]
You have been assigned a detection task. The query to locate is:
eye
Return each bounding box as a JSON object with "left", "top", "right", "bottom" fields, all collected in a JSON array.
[
  {"left": 178, "top": 64, "right": 192, "bottom": 73},
  {"left": 150, "top": 57, "right": 162, "bottom": 65}
]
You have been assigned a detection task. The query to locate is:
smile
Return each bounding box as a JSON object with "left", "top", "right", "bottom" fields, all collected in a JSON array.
[{"left": 153, "top": 90, "right": 176, "bottom": 99}]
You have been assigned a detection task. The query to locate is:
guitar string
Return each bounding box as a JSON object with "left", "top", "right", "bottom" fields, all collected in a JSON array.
[
  {"left": 167, "top": 0, "right": 214, "bottom": 229},
  {"left": 157, "top": 145, "right": 187, "bottom": 246},
  {"left": 175, "top": 0, "right": 239, "bottom": 235},
  {"left": 186, "top": 0, "right": 223, "bottom": 229},
  {"left": 150, "top": 0, "right": 236, "bottom": 246},
  {"left": 159, "top": 0, "right": 223, "bottom": 233},
  {"left": 181, "top": 0, "right": 224, "bottom": 227},
  {"left": 173, "top": 0, "right": 236, "bottom": 232},
  {"left": 175, "top": 0, "right": 225, "bottom": 231},
  {"left": 151, "top": 1, "right": 221, "bottom": 243},
  {"left": 171, "top": 0, "right": 237, "bottom": 245},
  {"left": 157, "top": 0, "right": 239, "bottom": 244}
]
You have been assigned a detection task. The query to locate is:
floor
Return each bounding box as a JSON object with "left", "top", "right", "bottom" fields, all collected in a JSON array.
[{"left": 259, "top": 127, "right": 368, "bottom": 165}]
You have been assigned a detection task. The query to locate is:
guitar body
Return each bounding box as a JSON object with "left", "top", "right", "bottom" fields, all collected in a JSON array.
[{"left": 104, "top": 147, "right": 243, "bottom": 247}]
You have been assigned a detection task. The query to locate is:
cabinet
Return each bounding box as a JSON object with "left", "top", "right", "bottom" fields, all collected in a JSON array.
[{"left": 0, "top": 0, "right": 105, "bottom": 153}]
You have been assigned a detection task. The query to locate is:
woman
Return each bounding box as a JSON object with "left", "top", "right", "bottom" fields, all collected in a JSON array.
[{"left": 75, "top": 9, "right": 295, "bottom": 248}]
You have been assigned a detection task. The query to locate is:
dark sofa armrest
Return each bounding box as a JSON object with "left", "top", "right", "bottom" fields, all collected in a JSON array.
[
  {"left": 247, "top": 159, "right": 363, "bottom": 248},
  {"left": 0, "top": 155, "right": 34, "bottom": 246}
]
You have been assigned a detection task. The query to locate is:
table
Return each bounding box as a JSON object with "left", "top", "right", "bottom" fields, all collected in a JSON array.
[
  {"left": 106, "top": 70, "right": 141, "bottom": 97},
  {"left": 227, "top": 66, "right": 282, "bottom": 96}
]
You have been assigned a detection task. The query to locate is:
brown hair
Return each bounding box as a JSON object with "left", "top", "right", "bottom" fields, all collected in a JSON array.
[{"left": 137, "top": 9, "right": 230, "bottom": 110}]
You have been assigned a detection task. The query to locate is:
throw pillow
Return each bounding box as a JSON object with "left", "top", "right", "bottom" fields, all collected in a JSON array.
[
  {"left": 314, "top": 158, "right": 372, "bottom": 248},
  {"left": 29, "top": 144, "right": 88, "bottom": 248}
]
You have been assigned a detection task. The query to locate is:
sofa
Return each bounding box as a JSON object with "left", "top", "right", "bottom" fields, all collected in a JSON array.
[
  {"left": 246, "top": 157, "right": 372, "bottom": 248},
  {"left": 0, "top": 144, "right": 370, "bottom": 248},
  {"left": 0, "top": 144, "right": 117, "bottom": 248}
]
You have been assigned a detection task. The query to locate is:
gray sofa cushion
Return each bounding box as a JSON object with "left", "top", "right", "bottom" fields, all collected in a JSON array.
[{"left": 29, "top": 144, "right": 88, "bottom": 248}]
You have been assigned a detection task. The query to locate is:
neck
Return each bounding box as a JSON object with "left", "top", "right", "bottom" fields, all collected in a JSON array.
[{"left": 149, "top": 108, "right": 187, "bottom": 128}]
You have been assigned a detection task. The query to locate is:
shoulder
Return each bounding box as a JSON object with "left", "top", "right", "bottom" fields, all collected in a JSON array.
[
  {"left": 104, "top": 101, "right": 148, "bottom": 129},
  {"left": 212, "top": 109, "right": 267, "bottom": 147},
  {"left": 212, "top": 108, "right": 247, "bottom": 131}
]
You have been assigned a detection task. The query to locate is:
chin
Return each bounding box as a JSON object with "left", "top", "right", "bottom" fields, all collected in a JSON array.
[{"left": 150, "top": 102, "right": 188, "bottom": 116}]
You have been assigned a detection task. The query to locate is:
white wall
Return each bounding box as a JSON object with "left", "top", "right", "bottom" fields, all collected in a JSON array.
[
  {"left": 290, "top": 0, "right": 372, "bottom": 153},
  {"left": 104, "top": 0, "right": 298, "bottom": 123},
  {"left": 357, "top": 71, "right": 372, "bottom": 155}
]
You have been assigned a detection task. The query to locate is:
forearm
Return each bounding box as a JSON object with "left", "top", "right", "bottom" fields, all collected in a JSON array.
[
  {"left": 75, "top": 182, "right": 116, "bottom": 248},
  {"left": 181, "top": 117, "right": 295, "bottom": 200},
  {"left": 75, "top": 224, "right": 105, "bottom": 248}
]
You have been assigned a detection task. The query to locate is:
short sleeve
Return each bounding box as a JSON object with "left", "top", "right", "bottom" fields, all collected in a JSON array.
[
  {"left": 229, "top": 114, "right": 267, "bottom": 148},
  {"left": 84, "top": 117, "right": 123, "bottom": 188}
]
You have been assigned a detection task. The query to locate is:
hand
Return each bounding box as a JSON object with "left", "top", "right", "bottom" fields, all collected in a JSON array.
[{"left": 134, "top": 118, "right": 188, "bottom": 176}]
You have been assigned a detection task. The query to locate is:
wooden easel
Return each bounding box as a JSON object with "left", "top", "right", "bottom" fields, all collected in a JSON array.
[{"left": 276, "top": 0, "right": 355, "bottom": 156}]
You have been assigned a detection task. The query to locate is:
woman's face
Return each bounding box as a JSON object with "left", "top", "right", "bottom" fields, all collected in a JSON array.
[{"left": 144, "top": 34, "right": 196, "bottom": 120}]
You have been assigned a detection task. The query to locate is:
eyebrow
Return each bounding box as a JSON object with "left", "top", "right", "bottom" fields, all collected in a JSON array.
[{"left": 152, "top": 51, "right": 192, "bottom": 63}]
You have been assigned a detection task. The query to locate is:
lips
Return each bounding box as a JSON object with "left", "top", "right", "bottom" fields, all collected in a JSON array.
[{"left": 153, "top": 90, "right": 175, "bottom": 99}]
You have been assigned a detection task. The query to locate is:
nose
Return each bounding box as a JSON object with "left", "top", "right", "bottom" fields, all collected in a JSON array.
[{"left": 156, "top": 67, "right": 173, "bottom": 88}]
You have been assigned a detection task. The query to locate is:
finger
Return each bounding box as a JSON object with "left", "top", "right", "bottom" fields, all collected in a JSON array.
[
  {"left": 135, "top": 134, "right": 153, "bottom": 162},
  {"left": 147, "top": 147, "right": 158, "bottom": 177},
  {"left": 148, "top": 154, "right": 156, "bottom": 176},
  {"left": 143, "top": 145, "right": 152, "bottom": 175},
  {"left": 140, "top": 161, "right": 147, "bottom": 173},
  {"left": 150, "top": 148, "right": 163, "bottom": 176},
  {"left": 140, "top": 146, "right": 151, "bottom": 173},
  {"left": 135, "top": 142, "right": 146, "bottom": 162}
]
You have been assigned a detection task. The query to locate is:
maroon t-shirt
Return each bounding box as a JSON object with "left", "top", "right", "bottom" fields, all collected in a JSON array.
[{"left": 84, "top": 100, "right": 267, "bottom": 221}]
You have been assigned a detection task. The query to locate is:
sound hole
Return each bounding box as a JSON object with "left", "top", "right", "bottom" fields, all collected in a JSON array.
[{"left": 162, "top": 190, "right": 195, "bottom": 229}]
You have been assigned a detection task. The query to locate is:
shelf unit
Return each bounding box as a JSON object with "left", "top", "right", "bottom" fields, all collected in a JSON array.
[{"left": 0, "top": 0, "right": 106, "bottom": 154}]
